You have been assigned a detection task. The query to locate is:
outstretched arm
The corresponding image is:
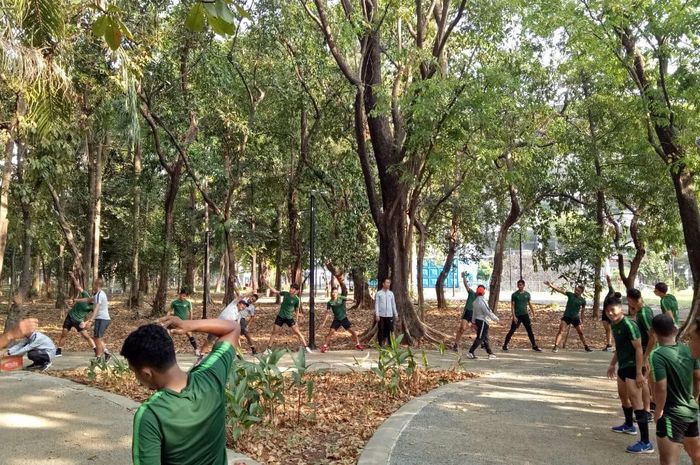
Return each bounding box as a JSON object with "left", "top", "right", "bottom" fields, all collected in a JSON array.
[
  {"left": 67, "top": 271, "right": 84, "bottom": 294},
  {"left": 159, "top": 316, "right": 240, "bottom": 346},
  {"left": 462, "top": 272, "right": 471, "bottom": 292},
  {"left": 266, "top": 282, "right": 280, "bottom": 295},
  {"left": 544, "top": 281, "right": 567, "bottom": 296}
]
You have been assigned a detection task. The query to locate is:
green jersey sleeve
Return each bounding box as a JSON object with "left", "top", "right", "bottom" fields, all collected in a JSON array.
[
  {"left": 133, "top": 405, "right": 163, "bottom": 465},
  {"left": 650, "top": 351, "right": 667, "bottom": 382},
  {"left": 192, "top": 341, "right": 234, "bottom": 390}
]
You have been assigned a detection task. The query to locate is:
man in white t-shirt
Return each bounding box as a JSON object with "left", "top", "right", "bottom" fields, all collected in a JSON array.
[{"left": 84, "top": 278, "right": 111, "bottom": 361}]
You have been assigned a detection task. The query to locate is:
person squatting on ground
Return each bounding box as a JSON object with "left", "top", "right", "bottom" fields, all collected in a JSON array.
[
  {"left": 168, "top": 288, "right": 200, "bottom": 356},
  {"left": 606, "top": 292, "right": 654, "bottom": 454},
  {"left": 545, "top": 281, "right": 592, "bottom": 353},
  {"left": 601, "top": 274, "right": 616, "bottom": 351},
  {"left": 650, "top": 314, "right": 700, "bottom": 465},
  {"left": 6, "top": 329, "right": 57, "bottom": 371},
  {"left": 502, "top": 279, "right": 542, "bottom": 352},
  {"left": 467, "top": 285, "right": 499, "bottom": 359},
  {"left": 320, "top": 287, "right": 364, "bottom": 353},
  {"left": 121, "top": 316, "right": 240, "bottom": 465},
  {"left": 452, "top": 272, "right": 476, "bottom": 352},
  {"left": 266, "top": 283, "right": 311, "bottom": 353},
  {"left": 375, "top": 278, "right": 399, "bottom": 347},
  {"left": 56, "top": 271, "right": 97, "bottom": 357}
]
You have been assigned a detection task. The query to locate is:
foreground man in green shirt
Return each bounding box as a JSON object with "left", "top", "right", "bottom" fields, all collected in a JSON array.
[
  {"left": 121, "top": 317, "right": 240, "bottom": 465},
  {"left": 651, "top": 314, "right": 700, "bottom": 465}
]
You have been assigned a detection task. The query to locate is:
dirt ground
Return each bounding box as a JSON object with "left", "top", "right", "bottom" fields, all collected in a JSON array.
[{"left": 0, "top": 292, "right": 613, "bottom": 354}]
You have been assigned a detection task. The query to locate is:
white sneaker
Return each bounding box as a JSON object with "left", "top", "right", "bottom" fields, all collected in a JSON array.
[
  {"left": 466, "top": 352, "right": 477, "bottom": 359},
  {"left": 305, "top": 346, "right": 313, "bottom": 354},
  {"left": 488, "top": 354, "right": 497, "bottom": 360},
  {"left": 41, "top": 362, "right": 53, "bottom": 372}
]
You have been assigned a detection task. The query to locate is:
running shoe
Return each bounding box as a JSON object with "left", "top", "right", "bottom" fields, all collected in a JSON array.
[
  {"left": 104, "top": 351, "right": 112, "bottom": 363},
  {"left": 584, "top": 346, "right": 593, "bottom": 352},
  {"left": 552, "top": 346, "right": 559, "bottom": 353},
  {"left": 501, "top": 346, "right": 509, "bottom": 352},
  {"left": 488, "top": 354, "right": 497, "bottom": 360},
  {"left": 611, "top": 424, "right": 637, "bottom": 435},
  {"left": 320, "top": 344, "right": 329, "bottom": 353},
  {"left": 355, "top": 344, "right": 365, "bottom": 351},
  {"left": 305, "top": 346, "right": 313, "bottom": 354},
  {"left": 532, "top": 346, "right": 543, "bottom": 352},
  {"left": 602, "top": 344, "right": 613, "bottom": 351},
  {"left": 451, "top": 343, "right": 459, "bottom": 353},
  {"left": 466, "top": 352, "right": 477, "bottom": 359},
  {"left": 55, "top": 348, "right": 62, "bottom": 357},
  {"left": 625, "top": 441, "right": 654, "bottom": 454}
]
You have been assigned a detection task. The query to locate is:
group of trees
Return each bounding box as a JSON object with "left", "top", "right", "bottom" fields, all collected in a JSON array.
[{"left": 1, "top": 0, "right": 698, "bottom": 338}]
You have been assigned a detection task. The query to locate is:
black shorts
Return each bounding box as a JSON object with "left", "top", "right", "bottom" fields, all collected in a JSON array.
[
  {"left": 62, "top": 315, "right": 87, "bottom": 332},
  {"left": 93, "top": 319, "right": 111, "bottom": 338},
  {"left": 617, "top": 366, "right": 638, "bottom": 381},
  {"left": 274, "top": 315, "right": 295, "bottom": 327},
  {"left": 461, "top": 309, "right": 473, "bottom": 322},
  {"left": 331, "top": 318, "right": 352, "bottom": 330},
  {"left": 657, "top": 416, "right": 700, "bottom": 443},
  {"left": 561, "top": 315, "right": 581, "bottom": 327}
]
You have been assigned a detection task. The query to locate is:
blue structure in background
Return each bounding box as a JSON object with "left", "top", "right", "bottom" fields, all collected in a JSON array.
[{"left": 366, "top": 259, "right": 478, "bottom": 290}]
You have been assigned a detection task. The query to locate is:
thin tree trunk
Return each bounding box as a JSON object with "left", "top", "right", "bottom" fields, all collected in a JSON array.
[
  {"left": 129, "top": 143, "right": 142, "bottom": 309},
  {"left": 55, "top": 243, "right": 66, "bottom": 308},
  {"left": 31, "top": 254, "right": 41, "bottom": 297},
  {"left": 215, "top": 253, "right": 225, "bottom": 293},
  {"left": 436, "top": 213, "right": 459, "bottom": 309},
  {"left": 92, "top": 138, "right": 105, "bottom": 284},
  {"left": 415, "top": 219, "right": 426, "bottom": 313},
  {"left": 275, "top": 205, "right": 283, "bottom": 304},
  {"left": 153, "top": 158, "right": 184, "bottom": 316},
  {"left": 183, "top": 183, "right": 197, "bottom": 292},
  {"left": 489, "top": 182, "right": 522, "bottom": 311},
  {"left": 223, "top": 229, "right": 239, "bottom": 305}
]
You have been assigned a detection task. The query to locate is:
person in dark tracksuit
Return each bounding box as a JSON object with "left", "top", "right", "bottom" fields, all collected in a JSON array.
[
  {"left": 502, "top": 279, "right": 542, "bottom": 352},
  {"left": 467, "top": 285, "right": 499, "bottom": 359},
  {"left": 375, "top": 278, "right": 398, "bottom": 346}
]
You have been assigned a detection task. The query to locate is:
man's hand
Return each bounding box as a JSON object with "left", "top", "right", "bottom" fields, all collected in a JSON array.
[
  {"left": 607, "top": 364, "right": 616, "bottom": 379},
  {"left": 375, "top": 315, "right": 379, "bottom": 323},
  {"left": 512, "top": 315, "right": 517, "bottom": 324},
  {"left": 79, "top": 321, "right": 86, "bottom": 329},
  {"left": 636, "top": 371, "right": 644, "bottom": 388},
  {"left": 544, "top": 281, "right": 550, "bottom": 287},
  {"left": 158, "top": 315, "right": 186, "bottom": 330}
]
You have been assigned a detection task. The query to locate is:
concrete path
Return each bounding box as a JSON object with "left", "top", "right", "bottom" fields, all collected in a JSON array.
[
  {"left": 0, "top": 361, "right": 261, "bottom": 465},
  {"left": 361, "top": 349, "right": 689, "bottom": 465}
]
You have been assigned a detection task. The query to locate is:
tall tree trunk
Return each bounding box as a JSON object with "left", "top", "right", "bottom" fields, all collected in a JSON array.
[
  {"left": 55, "top": 243, "right": 66, "bottom": 308},
  {"left": 31, "top": 254, "right": 41, "bottom": 297},
  {"left": 92, "top": 138, "right": 105, "bottom": 283},
  {"left": 182, "top": 183, "right": 197, "bottom": 292},
  {"left": 609, "top": 209, "right": 646, "bottom": 289},
  {"left": 215, "top": 253, "right": 225, "bottom": 293},
  {"left": 153, "top": 158, "right": 184, "bottom": 315},
  {"left": 0, "top": 95, "right": 25, "bottom": 283},
  {"left": 436, "top": 213, "right": 459, "bottom": 309},
  {"left": 489, "top": 180, "right": 522, "bottom": 311},
  {"left": 351, "top": 267, "right": 373, "bottom": 310},
  {"left": 83, "top": 136, "right": 95, "bottom": 283},
  {"left": 5, "top": 143, "right": 32, "bottom": 332},
  {"left": 275, "top": 205, "right": 283, "bottom": 304},
  {"left": 415, "top": 219, "right": 426, "bottom": 313},
  {"left": 129, "top": 143, "right": 142, "bottom": 308},
  {"left": 223, "top": 229, "right": 239, "bottom": 305},
  {"left": 257, "top": 256, "right": 267, "bottom": 292}
]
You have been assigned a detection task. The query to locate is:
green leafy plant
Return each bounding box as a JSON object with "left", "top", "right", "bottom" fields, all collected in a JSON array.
[
  {"left": 289, "top": 347, "right": 315, "bottom": 423},
  {"left": 371, "top": 334, "right": 420, "bottom": 396}
]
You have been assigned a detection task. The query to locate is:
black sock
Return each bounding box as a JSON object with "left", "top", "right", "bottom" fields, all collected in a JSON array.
[
  {"left": 623, "top": 406, "right": 634, "bottom": 426},
  {"left": 189, "top": 336, "right": 198, "bottom": 350},
  {"left": 635, "top": 410, "right": 649, "bottom": 443},
  {"left": 93, "top": 347, "right": 98, "bottom": 355}
]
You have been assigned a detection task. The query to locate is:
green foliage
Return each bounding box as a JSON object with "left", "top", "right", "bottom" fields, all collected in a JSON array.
[
  {"left": 86, "top": 355, "right": 130, "bottom": 381},
  {"left": 370, "top": 335, "right": 419, "bottom": 397}
]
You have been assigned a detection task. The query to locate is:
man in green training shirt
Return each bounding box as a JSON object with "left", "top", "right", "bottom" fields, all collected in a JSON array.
[
  {"left": 319, "top": 287, "right": 364, "bottom": 353},
  {"left": 502, "top": 279, "right": 542, "bottom": 352},
  {"left": 452, "top": 272, "right": 477, "bottom": 352},
  {"left": 266, "top": 283, "right": 311, "bottom": 353},
  {"left": 168, "top": 288, "right": 200, "bottom": 356},
  {"left": 56, "top": 270, "right": 97, "bottom": 357},
  {"left": 545, "top": 281, "right": 592, "bottom": 352},
  {"left": 650, "top": 314, "right": 700, "bottom": 464},
  {"left": 601, "top": 274, "right": 615, "bottom": 351},
  {"left": 655, "top": 282, "right": 680, "bottom": 327},
  {"left": 121, "top": 316, "right": 240, "bottom": 465}
]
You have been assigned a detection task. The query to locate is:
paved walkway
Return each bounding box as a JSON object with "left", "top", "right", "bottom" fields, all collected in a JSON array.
[{"left": 361, "top": 349, "right": 689, "bottom": 465}]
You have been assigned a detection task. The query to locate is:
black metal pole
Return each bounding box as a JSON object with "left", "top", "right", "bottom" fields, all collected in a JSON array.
[
  {"left": 308, "top": 192, "right": 316, "bottom": 349},
  {"left": 203, "top": 229, "right": 210, "bottom": 319},
  {"left": 519, "top": 231, "right": 523, "bottom": 281}
]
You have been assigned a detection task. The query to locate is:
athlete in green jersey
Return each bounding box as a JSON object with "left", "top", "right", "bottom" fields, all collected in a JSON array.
[
  {"left": 502, "top": 280, "right": 541, "bottom": 352},
  {"left": 55, "top": 270, "right": 97, "bottom": 357},
  {"left": 266, "top": 283, "right": 311, "bottom": 353},
  {"left": 627, "top": 287, "right": 656, "bottom": 413},
  {"left": 121, "top": 317, "right": 240, "bottom": 465},
  {"left": 452, "top": 272, "right": 477, "bottom": 352},
  {"left": 168, "top": 288, "right": 200, "bottom": 356},
  {"left": 655, "top": 282, "right": 681, "bottom": 327},
  {"left": 606, "top": 292, "right": 654, "bottom": 455},
  {"left": 320, "top": 288, "right": 364, "bottom": 352},
  {"left": 650, "top": 314, "right": 700, "bottom": 463},
  {"left": 601, "top": 274, "right": 615, "bottom": 351},
  {"left": 545, "top": 281, "right": 592, "bottom": 353}
]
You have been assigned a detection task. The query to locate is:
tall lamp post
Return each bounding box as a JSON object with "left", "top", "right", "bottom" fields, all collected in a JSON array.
[
  {"left": 308, "top": 190, "right": 317, "bottom": 349},
  {"left": 519, "top": 230, "right": 523, "bottom": 281}
]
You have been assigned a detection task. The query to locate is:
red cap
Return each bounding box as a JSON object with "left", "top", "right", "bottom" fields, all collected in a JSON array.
[{"left": 476, "top": 286, "right": 485, "bottom": 296}]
